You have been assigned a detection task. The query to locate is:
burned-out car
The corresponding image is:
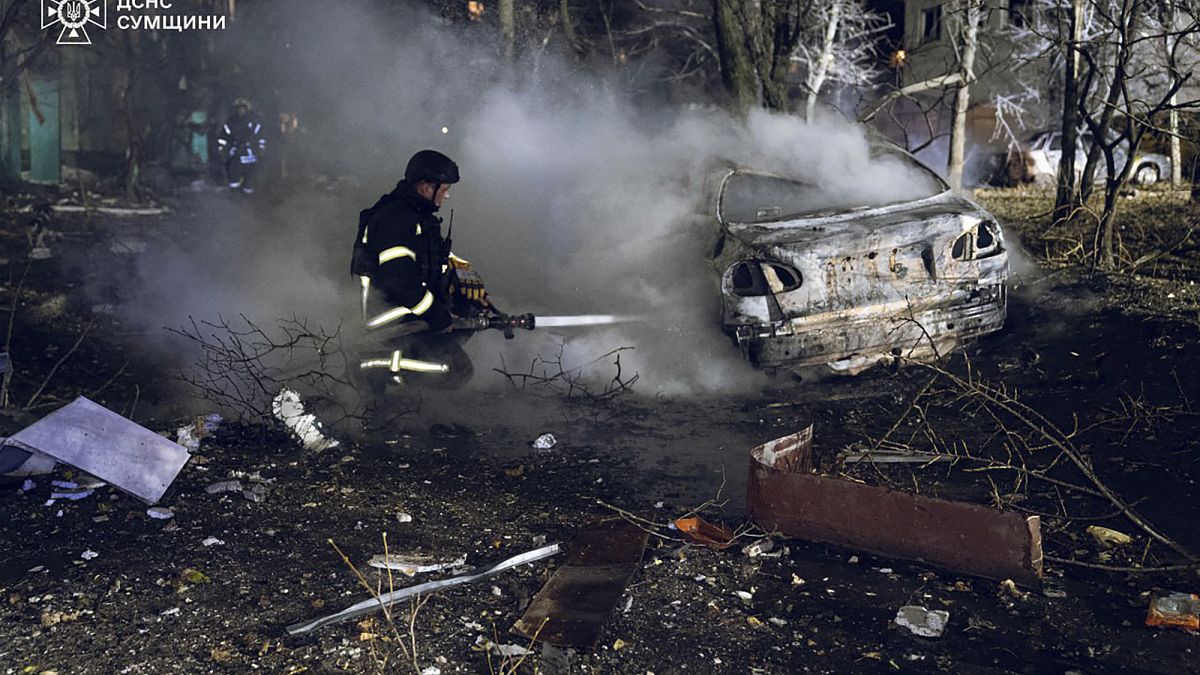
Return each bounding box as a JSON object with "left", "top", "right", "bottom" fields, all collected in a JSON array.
[{"left": 706, "top": 146, "right": 1008, "bottom": 376}]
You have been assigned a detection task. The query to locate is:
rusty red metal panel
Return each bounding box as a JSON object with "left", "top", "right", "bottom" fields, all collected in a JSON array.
[
  {"left": 750, "top": 425, "right": 813, "bottom": 474},
  {"left": 512, "top": 519, "right": 647, "bottom": 649},
  {"left": 746, "top": 431, "right": 1043, "bottom": 586}
]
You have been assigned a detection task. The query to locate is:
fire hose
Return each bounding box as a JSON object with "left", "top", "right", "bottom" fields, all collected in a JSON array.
[
  {"left": 450, "top": 312, "right": 536, "bottom": 339},
  {"left": 359, "top": 312, "right": 634, "bottom": 379}
]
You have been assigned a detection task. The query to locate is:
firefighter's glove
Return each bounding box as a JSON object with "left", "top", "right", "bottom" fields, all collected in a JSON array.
[{"left": 451, "top": 258, "right": 490, "bottom": 307}]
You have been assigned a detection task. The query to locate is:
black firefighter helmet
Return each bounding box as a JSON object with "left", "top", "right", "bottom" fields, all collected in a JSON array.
[{"left": 405, "top": 149, "right": 460, "bottom": 185}]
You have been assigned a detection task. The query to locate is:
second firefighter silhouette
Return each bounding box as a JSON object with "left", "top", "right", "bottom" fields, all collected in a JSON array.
[
  {"left": 351, "top": 149, "right": 494, "bottom": 388},
  {"left": 217, "top": 98, "right": 266, "bottom": 193}
]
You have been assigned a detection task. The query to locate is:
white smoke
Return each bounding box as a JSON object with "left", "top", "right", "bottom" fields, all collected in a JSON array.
[{"left": 120, "top": 0, "right": 943, "bottom": 398}]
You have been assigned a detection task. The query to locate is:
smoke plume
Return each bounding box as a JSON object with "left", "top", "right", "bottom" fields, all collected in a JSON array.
[{"left": 121, "top": 0, "right": 944, "bottom": 398}]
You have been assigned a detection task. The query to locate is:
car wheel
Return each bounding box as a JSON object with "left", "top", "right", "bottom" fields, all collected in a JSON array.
[{"left": 1134, "top": 163, "right": 1159, "bottom": 186}]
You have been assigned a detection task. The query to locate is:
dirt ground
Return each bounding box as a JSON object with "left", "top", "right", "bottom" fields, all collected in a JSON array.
[{"left": 2, "top": 186, "right": 1200, "bottom": 674}]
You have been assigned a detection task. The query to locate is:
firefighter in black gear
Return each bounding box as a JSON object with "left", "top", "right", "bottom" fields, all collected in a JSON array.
[
  {"left": 217, "top": 98, "right": 266, "bottom": 193},
  {"left": 352, "top": 149, "right": 491, "bottom": 388}
]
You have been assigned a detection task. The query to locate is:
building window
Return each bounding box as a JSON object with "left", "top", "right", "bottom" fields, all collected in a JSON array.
[{"left": 921, "top": 5, "right": 942, "bottom": 44}]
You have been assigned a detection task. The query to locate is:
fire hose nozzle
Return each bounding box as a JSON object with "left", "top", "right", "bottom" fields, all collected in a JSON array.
[
  {"left": 489, "top": 312, "right": 535, "bottom": 339},
  {"left": 452, "top": 313, "right": 536, "bottom": 339}
]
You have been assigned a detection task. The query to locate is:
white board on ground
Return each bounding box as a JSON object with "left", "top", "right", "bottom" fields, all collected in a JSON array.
[{"left": 7, "top": 397, "right": 190, "bottom": 503}]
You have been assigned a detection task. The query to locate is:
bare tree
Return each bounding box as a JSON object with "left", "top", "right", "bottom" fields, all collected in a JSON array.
[
  {"left": 1005, "top": 0, "right": 1200, "bottom": 243},
  {"left": 1070, "top": 0, "right": 1200, "bottom": 269},
  {"left": 946, "top": 0, "right": 985, "bottom": 190},
  {"left": 791, "top": 0, "right": 890, "bottom": 121},
  {"left": 857, "top": 0, "right": 1000, "bottom": 185},
  {"left": 1151, "top": 0, "right": 1200, "bottom": 187}
]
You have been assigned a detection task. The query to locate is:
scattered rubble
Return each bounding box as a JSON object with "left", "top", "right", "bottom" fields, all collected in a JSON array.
[
  {"left": 205, "top": 480, "right": 243, "bottom": 495},
  {"left": 1087, "top": 525, "right": 1133, "bottom": 548},
  {"left": 532, "top": 433, "right": 558, "bottom": 450},
  {"left": 367, "top": 553, "right": 467, "bottom": 576},
  {"left": 175, "top": 413, "right": 222, "bottom": 452},
  {"left": 741, "top": 538, "right": 776, "bottom": 558},
  {"left": 1146, "top": 592, "right": 1200, "bottom": 631},
  {"left": 205, "top": 473, "right": 270, "bottom": 503},
  {"left": 894, "top": 606, "right": 950, "bottom": 638},
  {"left": 40, "top": 610, "right": 83, "bottom": 627},
  {"left": 49, "top": 480, "right": 94, "bottom": 501},
  {"left": 241, "top": 483, "right": 269, "bottom": 503},
  {"left": 673, "top": 515, "right": 737, "bottom": 550},
  {"left": 475, "top": 636, "right": 532, "bottom": 658},
  {"left": 272, "top": 389, "right": 339, "bottom": 452},
  {"left": 146, "top": 507, "right": 174, "bottom": 520}
]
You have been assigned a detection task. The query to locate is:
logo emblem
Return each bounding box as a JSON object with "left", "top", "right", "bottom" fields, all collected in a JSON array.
[{"left": 42, "top": 0, "right": 107, "bottom": 45}]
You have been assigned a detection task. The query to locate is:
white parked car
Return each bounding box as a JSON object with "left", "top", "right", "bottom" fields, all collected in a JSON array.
[{"left": 1009, "top": 131, "right": 1170, "bottom": 186}]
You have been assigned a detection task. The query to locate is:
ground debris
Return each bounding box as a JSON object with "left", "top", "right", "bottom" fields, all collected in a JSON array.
[
  {"left": 673, "top": 515, "right": 737, "bottom": 550},
  {"left": 206, "top": 480, "right": 243, "bottom": 495},
  {"left": 1087, "top": 525, "right": 1133, "bottom": 548},
  {"left": 367, "top": 553, "right": 467, "bottom": 576},
  {"left": 1146, "top": 592, "right": 1200, "bottom": 631},
  {"left": 39, "top": 609, "right": 83, "bottom": 627},
  {"left": 272, "top": 389, "right": 338, "bottom": 452},
  {"left": 748, "top": 427, "right": 1043, "bottom": 585},
  {"left": 894, "top": 606, "right": 949, "bottom": 638},
  {"left": 1, "top": 397, "right": 190, "bottom": 503},
  {"left": 175, "top": 413, "right": 222, "bottom": 452},
  {"left": 473, "top": 636, "right": 532, "bottom": 658},
  {"left": 146, "top": 507, "right": 174, "bottom": 520}
]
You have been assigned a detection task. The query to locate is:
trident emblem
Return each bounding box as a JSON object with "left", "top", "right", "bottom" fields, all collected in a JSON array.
[{"left": 42, "top": 0, "right": 107, "bottom": 45}]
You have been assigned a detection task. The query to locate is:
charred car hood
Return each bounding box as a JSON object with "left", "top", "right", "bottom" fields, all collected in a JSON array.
[{"left": 724, "top": 191, "right": 986, "bottom": 249}]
